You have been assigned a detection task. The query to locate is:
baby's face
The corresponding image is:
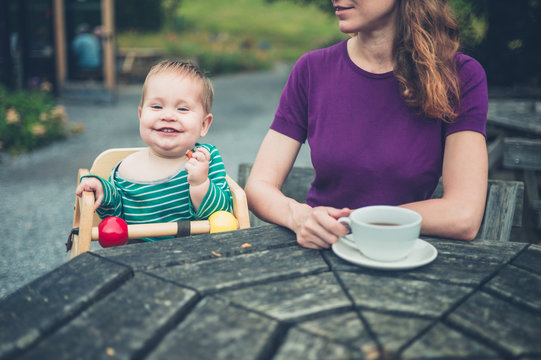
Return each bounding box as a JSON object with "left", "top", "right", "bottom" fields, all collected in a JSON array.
[{"left": 138, "top": 72, "right": 212, "bottom": 158}]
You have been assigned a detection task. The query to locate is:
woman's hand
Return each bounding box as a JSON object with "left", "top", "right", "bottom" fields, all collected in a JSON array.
[{"left": 293, "top": 204, "right": 352, "bottom": 249}]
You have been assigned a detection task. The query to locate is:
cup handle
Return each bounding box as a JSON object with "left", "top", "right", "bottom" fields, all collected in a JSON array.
[{"left": 338, "top": 217, "right": 352, "bottom": 234}]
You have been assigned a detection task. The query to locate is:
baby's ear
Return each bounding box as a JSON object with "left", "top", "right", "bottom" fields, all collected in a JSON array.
[
  {"left": 200, "top": 113, "right": 213, "bottom": 137},
  {"left": 138, "top": 106, "right": 142, "bottom": 120}
]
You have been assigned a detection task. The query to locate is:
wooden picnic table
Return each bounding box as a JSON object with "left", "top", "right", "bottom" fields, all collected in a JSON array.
[{"left": 1, "top": 224, "right": 541, "bottom": 359}]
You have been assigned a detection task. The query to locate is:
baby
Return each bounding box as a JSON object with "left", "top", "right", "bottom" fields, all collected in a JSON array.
[{"left": 76, "top": 59, "right": 232, "bottom": 241}]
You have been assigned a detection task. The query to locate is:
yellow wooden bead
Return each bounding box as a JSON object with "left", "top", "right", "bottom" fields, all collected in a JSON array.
[{"left": 208, "top": 211, "right": 239, "bottom": 233}]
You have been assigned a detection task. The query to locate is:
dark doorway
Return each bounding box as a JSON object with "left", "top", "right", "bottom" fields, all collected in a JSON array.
[
  {"left": 1, "top": 0, "right": 56, "bottom": 92},
  {"left": 65, "top": 0, "right": 103, "bottom": 82}
]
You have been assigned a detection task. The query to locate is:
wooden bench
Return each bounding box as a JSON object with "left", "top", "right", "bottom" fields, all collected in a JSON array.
[
  {"left": 486, "top": 127, "right": 506, "bottom": 171},
  {"left": 503, "top": 137, "right": 541, "bottom": 230},
  {"left": 238, "top": 163, "right": 524, "bottom": 242},
  {"left": 487, "top": 99, "right": 541, "bottom": 136}
]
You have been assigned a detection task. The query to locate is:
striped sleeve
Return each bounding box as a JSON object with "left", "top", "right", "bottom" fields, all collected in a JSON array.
[
  {"left": 191, "top": 144, "right": 233, "bottom": 219},
  {"left": 80, "top": 174, "right": 123, "bottom": 219}
]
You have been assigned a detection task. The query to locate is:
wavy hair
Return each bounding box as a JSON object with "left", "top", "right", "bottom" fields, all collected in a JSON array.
[{"left": 394, "top": 0, "right": 460, "bottom": 122}]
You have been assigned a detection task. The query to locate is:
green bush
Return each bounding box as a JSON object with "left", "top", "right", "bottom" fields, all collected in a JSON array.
[
  {"left": 0, "top": 85, "right": 71, "bottom": 154},
  {"left": 161, "top": 31, "right": 275, "bottom": 75}
]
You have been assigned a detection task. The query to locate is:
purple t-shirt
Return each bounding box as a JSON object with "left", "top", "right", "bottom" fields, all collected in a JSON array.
[{"left": 271, "top": 39, "right": 487, "bottom": 209}]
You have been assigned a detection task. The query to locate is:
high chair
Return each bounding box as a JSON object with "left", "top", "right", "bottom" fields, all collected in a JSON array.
[{"left": 68, "top": 148, "right": 250, "bottom": 258}]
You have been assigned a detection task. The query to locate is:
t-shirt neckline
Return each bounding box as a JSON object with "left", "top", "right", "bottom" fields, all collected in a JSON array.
[{"left": 341, "top": 39, "right": 394, "bottom": 79}]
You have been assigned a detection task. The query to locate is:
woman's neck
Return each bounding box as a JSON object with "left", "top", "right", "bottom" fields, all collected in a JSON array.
[{"left": 347, "top": 32, "right": 395, "bottom": 74}]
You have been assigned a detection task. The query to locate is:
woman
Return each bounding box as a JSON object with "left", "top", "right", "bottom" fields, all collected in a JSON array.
[{"left": 245, "top": 0, "right": 488, "bottom": 249}]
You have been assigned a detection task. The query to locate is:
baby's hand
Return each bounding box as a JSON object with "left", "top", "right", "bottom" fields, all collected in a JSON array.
[
  {"left": 185, "top": 147, "right": 211, "bottom": 186},
  {"left": 75, "top": 177, "right": 104, "bottom": 211}
]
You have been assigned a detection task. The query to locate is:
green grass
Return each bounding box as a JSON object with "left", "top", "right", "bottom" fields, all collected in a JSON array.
[{"left": 117, "top": 0, "right": 346, "bottom": 74}]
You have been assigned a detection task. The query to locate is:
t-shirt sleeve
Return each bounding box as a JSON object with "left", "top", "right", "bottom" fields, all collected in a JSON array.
[
  {"left": 270, "top": 55, "right": 310, "bottom": 143},
  {"left": 444, "top": 54, "right": 488, "bottom": 138}
]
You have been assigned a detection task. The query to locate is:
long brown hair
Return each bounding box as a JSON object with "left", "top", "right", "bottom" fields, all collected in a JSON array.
[{"left": 394, "top": 0, "right": 460, "bottom": 122}]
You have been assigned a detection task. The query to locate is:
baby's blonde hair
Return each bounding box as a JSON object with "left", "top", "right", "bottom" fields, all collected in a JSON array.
[{"left": 140, "top": 59, "right": 214, "bottom": 114}]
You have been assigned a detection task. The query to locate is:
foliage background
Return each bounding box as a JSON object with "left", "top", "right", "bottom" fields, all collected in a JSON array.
[
  {"left": 0, "top": 85, "right": 71, "bottom": 154},
  {"left": 116, "top": 0, "right": 346, "bottom": 75},
  {"left": 115, "top": 0, "right": 541, "bottom": 88},
  {"left": 3, "top": 0, "right": 539, "bottom": 154}
]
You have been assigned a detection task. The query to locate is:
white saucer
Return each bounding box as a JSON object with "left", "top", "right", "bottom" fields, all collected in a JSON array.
[{"left": 332, "top": 236, "right": 438, "bottom": 270}]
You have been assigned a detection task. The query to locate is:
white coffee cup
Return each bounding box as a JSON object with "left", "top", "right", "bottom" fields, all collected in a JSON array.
[{"left": 338, "top": 206, "right": 422, "bottom": 262}]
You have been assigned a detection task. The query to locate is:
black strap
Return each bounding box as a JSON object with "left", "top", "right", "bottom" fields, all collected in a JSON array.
[
  {"left": 66, "top": 228, "right": 79, "bottom": 252},
  {"left": 177, "top": 221, "right": 191, "bottom": 237}
]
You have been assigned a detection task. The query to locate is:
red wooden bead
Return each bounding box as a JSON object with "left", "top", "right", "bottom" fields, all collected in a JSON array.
[{"left": 98, "top": 217, "right": 128, "bottom": 248}]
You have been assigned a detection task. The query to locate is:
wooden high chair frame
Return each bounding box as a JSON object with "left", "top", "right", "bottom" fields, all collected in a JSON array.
[{"left": 69, "top": 148, "right": 250, "bottom": 258}]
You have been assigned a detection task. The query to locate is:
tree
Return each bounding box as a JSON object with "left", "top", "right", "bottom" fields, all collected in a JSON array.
[
  {"left": 474, "top": 0, "right": 541, "bottom": 87},
  {"left": 115, "top": 0, "right": 163, "bottom": 32}
]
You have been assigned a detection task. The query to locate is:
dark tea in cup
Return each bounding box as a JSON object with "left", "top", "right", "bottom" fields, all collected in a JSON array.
[{"left": 339, "top": 206, "right": 422, "bottom": 262}]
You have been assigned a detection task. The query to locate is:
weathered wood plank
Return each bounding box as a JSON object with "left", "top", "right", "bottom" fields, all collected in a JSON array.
[
  {"left": 523, "top": 170, "right": 540, "bottom": 210},
  {"left": 512, "top": 244, "right": 541, "bottom": 273},
  {"left": 503, "top": 137, "right": 541, "bottom": 171},
  {"left": 19, "top": 273, "right": 198, "bottom": 360},
  {"left": 362, "top": 311, "right": 434, "bottom": 357},
  {"left": 484, "top": 265, "right": 541, "bottom": 314},
  {"left": 147, "top": 296, "right": 280, "bottom": 360},
  {"left": 337, "top": 272, "right": 472, "bottom": 318},
  {"left": 487, "top": 112, "right": 541, "bottom": 135},
  {"left": 502, "top": 137, "right": 541, "bottom": 229},
  {"left": 487, "top": 98, "right": 541, "bottom": 135},
  {"left": 217, "top": 272, "right": 351, "bottom": 322},
  {"left": 295, "top": 311, "right": 376, "bottom": 352},
  {"left": 523, "top": 169, "right": 541, "bottom": 229},
  {"left": 404, "top": 322, "right": 500, "bottom": 359},
  {"left": 274, "top": 326, "right": 364, "bottom": 360},
  {"left": 146, "top": 246, "right": 328, "bottom": 295},
  {"left": 479, "top": 180, "right": 524, "bottom": 241},
  {"left": 447, "top": 291, "right": 541, "bottom": 357},
  {"left": 487, "top": 131, "right": 504, "bottom": 171},
  {"left": 0, "top": 253, "right": 132, "bottom": 359}
]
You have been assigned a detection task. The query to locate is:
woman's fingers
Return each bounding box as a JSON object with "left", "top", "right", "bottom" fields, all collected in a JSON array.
[{"left": 297, "top": 207, "right": 351, "bottom": 249}]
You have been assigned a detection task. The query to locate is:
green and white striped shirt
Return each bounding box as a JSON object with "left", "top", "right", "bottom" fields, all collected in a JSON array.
[{"left": 85, "top": 144, "right": 232, "bottom": 241}]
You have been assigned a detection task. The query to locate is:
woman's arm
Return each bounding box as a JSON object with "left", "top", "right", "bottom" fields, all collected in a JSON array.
[
  {"left": 245, "top": 130, "right": 350, "bottom": 249},
  {"left": 401, "top": 130, "right": 488, "bottom": 240}
]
